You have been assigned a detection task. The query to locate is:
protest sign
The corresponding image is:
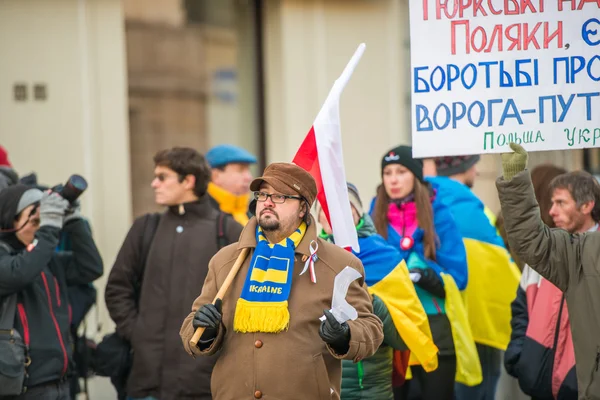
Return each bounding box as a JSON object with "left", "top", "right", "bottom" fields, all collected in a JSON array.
[{"left": 409, "top": 0, "right": 600, "bottom": 157}]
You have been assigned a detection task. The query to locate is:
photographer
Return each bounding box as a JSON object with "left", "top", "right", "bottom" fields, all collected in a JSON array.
[{"left": 0, "top": 184, "right": 103, "bottom": 400}]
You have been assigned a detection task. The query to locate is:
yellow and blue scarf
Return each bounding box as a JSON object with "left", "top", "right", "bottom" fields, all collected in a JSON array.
[{"left": 233, "top": 222, "right": 306, "bottom": 333}]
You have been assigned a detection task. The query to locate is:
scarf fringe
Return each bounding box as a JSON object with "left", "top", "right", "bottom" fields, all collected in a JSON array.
[{"left": 234, "top": 298, "right": 290, "bottom": 333}]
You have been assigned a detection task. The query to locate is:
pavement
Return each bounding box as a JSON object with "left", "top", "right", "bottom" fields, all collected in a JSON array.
[
  {"left": 78, "top": 369, "right": 526, "bottom": 400},
  {"left": 77, "top": 377, "right": 117, "bottom": 400}
]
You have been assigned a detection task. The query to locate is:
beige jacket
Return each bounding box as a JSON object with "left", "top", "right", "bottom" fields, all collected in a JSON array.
[{"left": 180, "top": 217, "right": 383, "bottom": 400}]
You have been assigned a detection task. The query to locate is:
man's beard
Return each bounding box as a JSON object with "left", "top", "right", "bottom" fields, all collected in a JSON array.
[{"left": 259, "top": 211, "right": 280, "bottom": 231}]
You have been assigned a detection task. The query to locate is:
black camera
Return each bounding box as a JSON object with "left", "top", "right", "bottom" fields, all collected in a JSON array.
[{"left": 55, "top": 175, "right": 88, "bottom": 204}]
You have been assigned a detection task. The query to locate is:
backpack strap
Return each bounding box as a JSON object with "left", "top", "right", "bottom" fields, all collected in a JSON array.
[
  {"left": 216, "top": 212, "right": 230, "bottom": 250},
  {"left": 133, "top": 213, "right": 161, "bottom": 298},
  {"left": 139, "top": 213, "right": 161, "bottom": 279}
]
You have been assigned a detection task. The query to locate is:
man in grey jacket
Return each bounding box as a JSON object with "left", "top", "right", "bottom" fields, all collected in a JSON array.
[{"left": 497, "top": 143, "right": 600, "bottom": 399}]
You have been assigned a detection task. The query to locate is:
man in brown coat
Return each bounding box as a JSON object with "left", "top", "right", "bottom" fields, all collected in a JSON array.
[
  {"left": 180, "top": 162, "right": 384, "bottom": 400},
  {"left": 498, "top": 143, "right": 600, "bottom": 400}
]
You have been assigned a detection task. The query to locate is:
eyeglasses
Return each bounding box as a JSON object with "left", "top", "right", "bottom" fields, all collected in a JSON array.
[
  {"left": 254, "top": 191, "right": 302, "bottom": 204},
  {"left": 154, "top": 173, "right": 181, "bottom": 182}
]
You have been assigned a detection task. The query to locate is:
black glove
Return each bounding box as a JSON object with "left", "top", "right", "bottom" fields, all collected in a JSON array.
[
  {"left": 409, "top": 267, "right": 446, "bottom": 298},
  {"left": 192, "top": 299, "right": 223, "bottom": 348},
  {"left": 319, "top": 309, "right": 350, "bottom": 355}
]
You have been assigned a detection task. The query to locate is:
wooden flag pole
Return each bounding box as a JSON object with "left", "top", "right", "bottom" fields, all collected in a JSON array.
[{"left": 189, "top": 247, "right": 250, "bottom": 348}]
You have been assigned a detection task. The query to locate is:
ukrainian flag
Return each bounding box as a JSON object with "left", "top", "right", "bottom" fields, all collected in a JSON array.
[
  {"left": 355, "top": 233, "right": 439, "bottom": 372},
  {"left": 427, "top": 177, "right": 521, "bottom": 350}
]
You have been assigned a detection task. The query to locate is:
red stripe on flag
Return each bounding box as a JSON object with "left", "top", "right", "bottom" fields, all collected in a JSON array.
[{"left": 292, "top": 127, "right": 332, "bottom": 226}]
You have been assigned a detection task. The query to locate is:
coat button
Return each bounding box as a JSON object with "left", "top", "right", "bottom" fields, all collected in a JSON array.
[
  {"left": 254, "top": 340, "right": 263, "bottom": 348},
  {"left": 254, "top": 390, "right": 262, "bottom": 398}
]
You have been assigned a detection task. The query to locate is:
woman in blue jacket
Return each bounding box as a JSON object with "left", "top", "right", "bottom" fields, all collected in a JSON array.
[{"left": 370, "top": 145, "right": 467, "bottom": 400}]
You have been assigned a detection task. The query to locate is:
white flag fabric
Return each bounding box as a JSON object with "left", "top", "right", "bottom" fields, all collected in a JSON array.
[{"left": 293, "top": 43, "right": 365, "bottom": 252}]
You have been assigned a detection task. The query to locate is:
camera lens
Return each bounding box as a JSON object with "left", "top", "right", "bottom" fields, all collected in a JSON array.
[
  {"left": 60, "top": 175, "right": 88, "bottom": 204},
  {"left": 69, "top": 175, "right": 87, "bottom": 191}
]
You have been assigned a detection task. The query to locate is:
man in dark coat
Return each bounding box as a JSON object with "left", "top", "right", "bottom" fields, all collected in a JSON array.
[{"left": 105, "top": 147, "right": 242, "bottom": 400}]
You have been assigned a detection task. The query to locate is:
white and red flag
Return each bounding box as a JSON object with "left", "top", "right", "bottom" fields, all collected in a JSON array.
[{"left": 293, "top": 43, "right": 365, "bottom": 253}]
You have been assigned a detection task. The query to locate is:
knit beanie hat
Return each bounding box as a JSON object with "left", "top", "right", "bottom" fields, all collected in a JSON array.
[
  {"left": 316, "top": 182, "right": 363, "bottom": 217},
  {"left": 381, "top": 145, "right": 423, "bottom": 182},
  {"left": 0, "top": 184, "right": 42, "bottom": 230},
  {"left": 435, "top": 155, "right": 480, "bottom": 177},
  {"left": 346, "top": 182, "right": 363, "bottom": 216}
]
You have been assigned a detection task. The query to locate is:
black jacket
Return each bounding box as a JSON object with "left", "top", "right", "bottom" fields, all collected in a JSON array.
[
  {"left": 0, "top": 220, "right": 103, "bottom": 388},
  {"left": 105, "top": 196, "right": 243, "bottom": 400}
]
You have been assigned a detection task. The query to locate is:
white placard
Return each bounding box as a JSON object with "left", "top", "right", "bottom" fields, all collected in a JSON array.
[{"left": 409, "top": 0, "right": 600, "bottom": 157}]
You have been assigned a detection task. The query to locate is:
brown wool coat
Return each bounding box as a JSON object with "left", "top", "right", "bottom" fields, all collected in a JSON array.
[{"left": 180, "top": 217, "right": 384, "bottom": 400}]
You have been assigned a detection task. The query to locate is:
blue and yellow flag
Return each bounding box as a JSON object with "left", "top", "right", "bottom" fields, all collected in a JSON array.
[
  {"left": 441, "top": 272, "right": 483, "bottom": 386},
  {"left": 355, "top": 231, "right": 439, "bottom": 372},
  {"left": 234, "top": 223, "right": 306, "bottom": 333},
  {"left": 427, "top": 177, "right": 520, "bottom": 350}
]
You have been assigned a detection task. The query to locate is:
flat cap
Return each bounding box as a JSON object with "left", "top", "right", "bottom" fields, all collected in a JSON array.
[
  {"left": 206, "top": 144, "right": 257, "bottom": 168},
  {"left": 250, "top": 163, "right": 317, "bottom": 207}
]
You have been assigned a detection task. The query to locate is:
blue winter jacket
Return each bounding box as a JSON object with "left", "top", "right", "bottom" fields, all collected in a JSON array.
[{"left": 369, "top": 184, "right": 467, "bottom": 316}]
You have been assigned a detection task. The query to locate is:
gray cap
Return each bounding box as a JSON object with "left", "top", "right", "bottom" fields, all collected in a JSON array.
[{"left": 17, "top": 188, "right": 43, "bottom": 215}]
